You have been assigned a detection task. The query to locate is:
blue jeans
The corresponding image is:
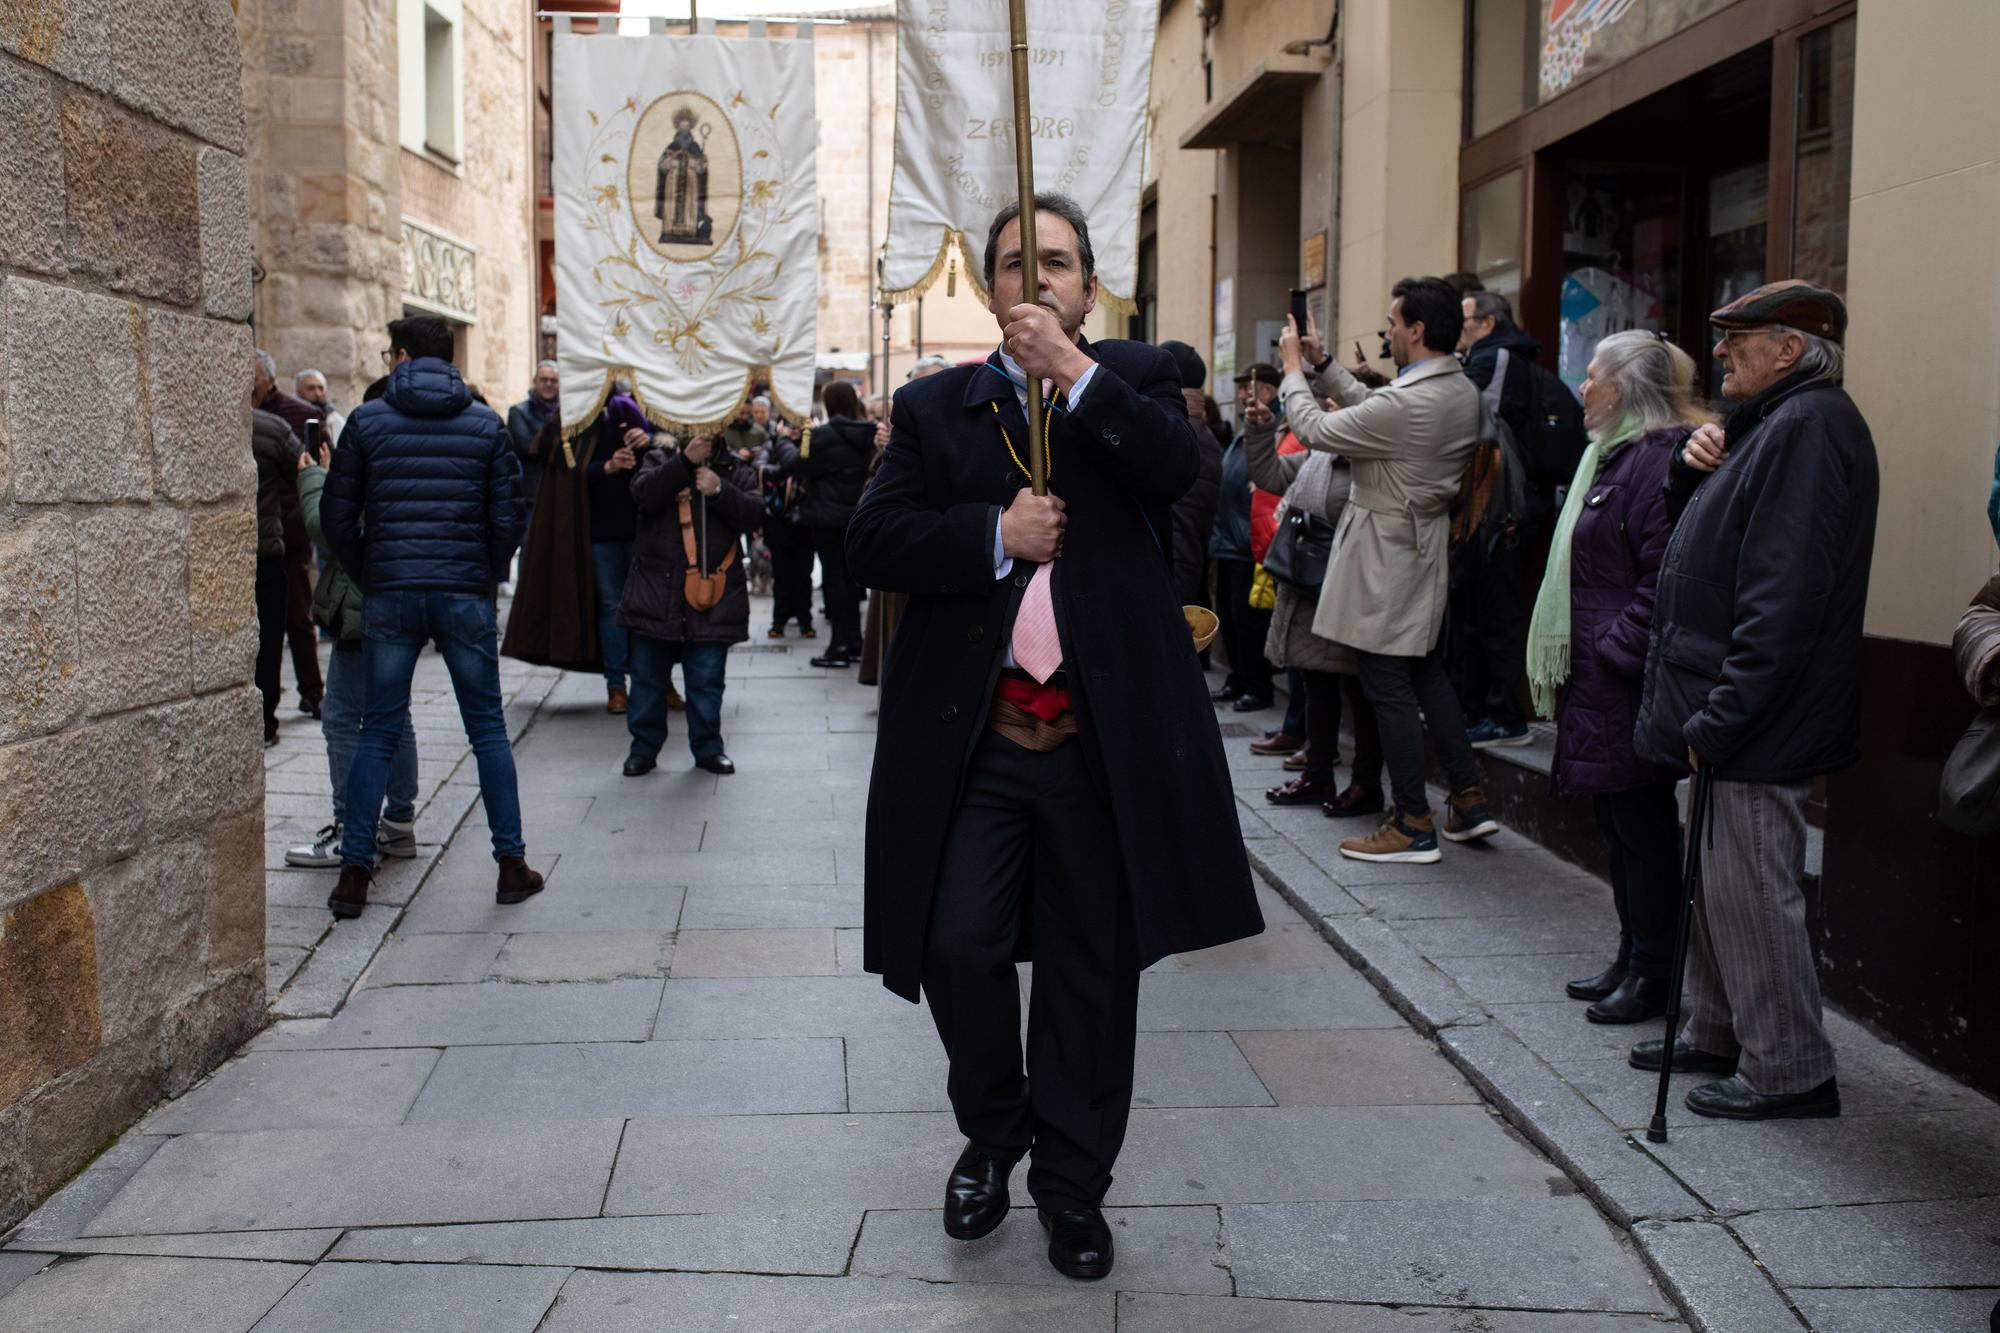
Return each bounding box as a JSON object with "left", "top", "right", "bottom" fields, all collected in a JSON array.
[
  {"left": 1281, "top": 668, "right": 1307, "bottom": 737},
  {"left": 340, "top": 591, "right": 523, "bottom": 867},
  {"left": 592, "top": 542, "right": 632, "bottom": 690},
  {"left": 628, "top": 637, "right": 728, "bottom": 761},
  {"left": 323, "top": 642, "right": 417, "bottom": 827}
]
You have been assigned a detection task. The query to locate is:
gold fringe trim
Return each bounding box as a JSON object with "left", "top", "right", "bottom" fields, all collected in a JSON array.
[{"left": 560, "top": 365, "right": 810, "bottom": 443}]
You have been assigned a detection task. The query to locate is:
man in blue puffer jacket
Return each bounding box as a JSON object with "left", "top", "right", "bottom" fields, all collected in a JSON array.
[{"left": 322, "top": 315, "right": 542, "bottom": 920}]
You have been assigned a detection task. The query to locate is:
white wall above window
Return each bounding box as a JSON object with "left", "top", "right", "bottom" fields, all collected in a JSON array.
[{"left": 398, "top": 0, "right": 464, "bottom": 168}]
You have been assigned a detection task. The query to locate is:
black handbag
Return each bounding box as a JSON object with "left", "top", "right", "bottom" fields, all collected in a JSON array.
[
  {"left": 1939, "top": 704, "right": 2000, "bottom": 836},
  {"left": 1262, "top": 506, "right": 1337, "bottom": 589}
]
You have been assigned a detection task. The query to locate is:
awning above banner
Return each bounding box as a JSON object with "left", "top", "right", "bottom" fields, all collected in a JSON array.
[
  {"left": 552, "top": 30, "right": 819, "bottom": 434},
  {"left": 882, "top": 0, "right": 1158, "bottom": 314}
]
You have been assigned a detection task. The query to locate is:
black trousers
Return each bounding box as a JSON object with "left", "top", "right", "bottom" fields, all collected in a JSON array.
[
  {"left": 1300, "top": 670, "right": 1388, "bottom": 791},
  {"left": 284, "top": 548, "right": 324, "bottom": 701},
  {"left": 254, "top": 554, "right": 289, "bottom": 732},
  {"left": 1213, "top": 558, "right": 1273, "bottom": 699},
  {"left": 1356, "top": 647, "right": 1483, "bottom": 817},
  {"left": 1449, "top": 534, "right": 1530, "bottom": 728},
  {"left": 812, "top": 524, "right": 861, "bottom": 651},
  {"left": 1593, "top": 783, "right": 1682, "bottom": 979},
  {"left": 767, "top": 520, "right": 816, "bottom": 630},
  {"left": 923, "top": 730, "right": 1141, "bottom": 1210}
]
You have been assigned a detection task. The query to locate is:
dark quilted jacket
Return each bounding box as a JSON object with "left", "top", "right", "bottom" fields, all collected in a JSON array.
[
  {"left": 1550, "top": 426, "right": 1686, "bottom": 796},
  {"left": 322, "top": 358, "right": 525, "bottom": 594}
]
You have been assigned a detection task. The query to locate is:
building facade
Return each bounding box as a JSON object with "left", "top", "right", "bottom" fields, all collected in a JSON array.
[
  {"left": 1150, "top": 0, "right": 2000, "bottom": 1093},
  {"left": 237, "top": 0, "right": 538, "bottom": 412},
  {"left": 0, "top": 0, "right": 265, "bottom": 1229}
]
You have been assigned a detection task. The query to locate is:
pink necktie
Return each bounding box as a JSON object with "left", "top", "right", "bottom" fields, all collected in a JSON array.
[{"left": 1011, "top": 561, "right": 1063, "bottom": 683}]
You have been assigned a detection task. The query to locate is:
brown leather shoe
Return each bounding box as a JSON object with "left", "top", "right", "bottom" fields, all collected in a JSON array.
[
  {"left": 1320, "top": 784, "right": 1386, "bottom": 818},
  {"left": 665, "top": 684, "right": 685, "bottom": 712},
  {"left": 496, "top": 856, "right": 545, "bottom": 905},
  {"left": 1249, "top": 731, "right": 1303, "bottom": 756},
  {"left": 606, "top": 687, "right": 629, "bottom": 715},
  {"left": 1282, "top": 748, "right": 1311, "bottom": 772},
  {"left": 328, "top": 864, "right": 370, "bottom": 920}
]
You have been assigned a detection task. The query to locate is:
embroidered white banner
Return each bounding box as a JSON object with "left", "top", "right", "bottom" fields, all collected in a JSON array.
[
  {"left": 553, "top": 32, "right": 817, "bottom": 433},
  {"left": 884, "top": 0, "right": 1157, "bottom": 313}
]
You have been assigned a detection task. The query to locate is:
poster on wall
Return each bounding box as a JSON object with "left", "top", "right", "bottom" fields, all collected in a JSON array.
[
  {"left": 881, "top": 0, "right": 1158, "bottom": 313},
  {"left": 551, "top": 31, "right": 818, "bottom": 432}
]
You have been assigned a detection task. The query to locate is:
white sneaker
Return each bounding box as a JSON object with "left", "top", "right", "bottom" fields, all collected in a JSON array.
[
  {"left": 285, "top": 823, "right": 344, "bottom": 868},
  {"left": 376, "top": 818, "right": 418, "bottom": 859}
]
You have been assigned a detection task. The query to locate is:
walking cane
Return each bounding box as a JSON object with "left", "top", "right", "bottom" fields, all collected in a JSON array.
[{"left": 1646, "top": 762, "right": 1716, "bottom": 1145}]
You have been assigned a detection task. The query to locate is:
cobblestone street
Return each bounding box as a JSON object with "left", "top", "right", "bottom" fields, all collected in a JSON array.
[{"left": 0, "top": 611, "right": 1689, "bottom": 1331}]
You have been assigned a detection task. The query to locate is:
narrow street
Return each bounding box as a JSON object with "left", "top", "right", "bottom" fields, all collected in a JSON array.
[{"left": 0, "top": 611, "right": 1678, "bottom": 1331}]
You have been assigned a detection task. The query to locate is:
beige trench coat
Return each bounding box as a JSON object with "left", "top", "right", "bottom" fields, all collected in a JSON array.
[{"left": 1279, "top": 356, "right": 1480, "bottom": 658}]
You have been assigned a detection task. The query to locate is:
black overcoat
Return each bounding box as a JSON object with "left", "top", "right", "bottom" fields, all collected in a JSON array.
[
  {"left": 847, "top": 336, "right": 1263, "bottom": 1002},
  {"left": 618, "top": 448, "right": 763, "bottom": 646}
]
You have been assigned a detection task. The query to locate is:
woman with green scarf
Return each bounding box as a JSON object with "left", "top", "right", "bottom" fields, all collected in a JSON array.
[{"left": 1527, "top": 330, "right": 1714, "bottom": 1026}]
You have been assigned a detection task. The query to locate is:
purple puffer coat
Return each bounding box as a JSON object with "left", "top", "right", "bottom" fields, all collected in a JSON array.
[{"left": 1552, "top": 425, "right": 1689, "bottom": 796}]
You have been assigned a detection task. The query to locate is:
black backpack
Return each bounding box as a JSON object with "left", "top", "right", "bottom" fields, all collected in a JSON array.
[{"left": 1517, "top": 359, "right": 1588, "bottom": 491}]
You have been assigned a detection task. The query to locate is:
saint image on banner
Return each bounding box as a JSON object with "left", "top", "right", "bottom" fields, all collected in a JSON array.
[{"left": 654, "top": 106, "right": 714, "bottom": 245}]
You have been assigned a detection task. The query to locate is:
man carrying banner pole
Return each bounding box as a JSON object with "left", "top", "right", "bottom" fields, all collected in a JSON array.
[{"left": 846, "top": 3, "right": 1262, "bottom": 1283}]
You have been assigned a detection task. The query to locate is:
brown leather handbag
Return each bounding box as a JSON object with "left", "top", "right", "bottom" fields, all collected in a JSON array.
[{"left": 679, "top": 491, "right": 736, "bottom": 613}]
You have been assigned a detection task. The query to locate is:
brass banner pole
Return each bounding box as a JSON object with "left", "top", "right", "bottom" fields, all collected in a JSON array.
[{"left": 1006, "top": 0, "right": 1047, "bottom": 496}]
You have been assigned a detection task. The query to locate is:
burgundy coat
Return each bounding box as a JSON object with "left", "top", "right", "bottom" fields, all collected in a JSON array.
[{"left": 1552, "top": 425, "right": 1688, "bottom": 796}]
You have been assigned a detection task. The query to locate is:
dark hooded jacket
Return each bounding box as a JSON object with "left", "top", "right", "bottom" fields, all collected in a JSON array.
[
  {"left": 1461, "top": 324, "right": 1543, "bottom": 447},
  {"left": 322, "top": 357, "right": 526, "bottom": 595},
  {"left": 1634, "top": 372, "right": 1879, "bottom": 782},
  {"left": 251, "top": 408, "right": 301, "bottom": 558},
  {"left": 1550, "top": 425, "right": 1687, "bottom": 796},
  {"left": 1170, "top": 386, "right": 1224, "bottom": 606},
  {"left": 618, "top": 446, "right": 764, "bottom": 645},
  {"left": 783, "top": 415, "right": 874, "bottom": 530}
]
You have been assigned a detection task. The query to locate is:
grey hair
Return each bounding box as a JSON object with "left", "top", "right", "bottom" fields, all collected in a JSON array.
[
  {"left": 750, "top": 395, "right": 772, "bottom": 410},
  {"left": 294, "top": 368, "right": 326, "bottom": 390},
  {"left": 983, "top": 192, "right": 1095, "bottom": 289},
  {"left": 1466, "top": 289, "right": 1514, "bottom": 331},
  {"left": 1587, "top": 331, "right": 1711, "bottom": 438},
  {"left": 254, "top": 349, "right": 278, "bottom": 380},
  {"left": 536, "top": 359, "right": 559, "bottom": 375},
  {"left": 1789, "top": 331, "right": 1844, "bottom": 383}
]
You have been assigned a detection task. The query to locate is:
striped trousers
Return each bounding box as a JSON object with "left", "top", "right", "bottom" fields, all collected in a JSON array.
[{"left": 1678, "top": 778, "right": 1838, "bottom": 1095}]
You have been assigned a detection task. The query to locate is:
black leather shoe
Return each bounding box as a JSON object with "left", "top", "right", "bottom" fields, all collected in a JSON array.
[
  {"left": 808, "top": 651, "right": 854, "bottom": 669},
  {"left": 1210, "top": 684, "right": 1245, "bottom": 704},
  {"left": 1628, "top": 1037, "right": 1737, "bottom": 1075},
  {"left": 1586, "top": 974, "right": 1669, "bottom": 1025},
  {"left": 621, "top": 754, "right": 656, "bottom": 777},
  {"left": 1038, "top": 1206, "right": 1113, "bottom": 1281},
  {"left": 1686, "top": 1074, "right": 1840, "bottom": 1121},
  {"left": 1232, "top": 694, "right": 1273, "bottom": 713},
  {"left": 942, "top": 1145, "right": 1016, "bottom": 1241},
  {"left": 695, "top": 753, "right": 736, "bottom": 775},
  {"left": 1565, "top": 963, "right": 1626, "bottom": 1002}
]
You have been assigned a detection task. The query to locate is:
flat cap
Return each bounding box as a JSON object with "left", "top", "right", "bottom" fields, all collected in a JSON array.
[
  {"left": 1232, "top": 361, "right": 1282, "bottom": 387},
  {"left": 1710, "top": 279, "right": 1846, "bottom": 345},
  {"left": 1159, "top": 340, "right": 1207, "bottom": 390}
]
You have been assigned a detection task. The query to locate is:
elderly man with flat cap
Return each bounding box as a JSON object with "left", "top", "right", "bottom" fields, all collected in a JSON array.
[{"left": 1629, "top": 280, "right": 1879, "bottom": 1122}]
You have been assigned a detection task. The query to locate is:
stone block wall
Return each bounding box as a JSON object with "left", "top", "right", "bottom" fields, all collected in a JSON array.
[{"left": 0, "top": 0, "right": 265, "bottom": 1230}]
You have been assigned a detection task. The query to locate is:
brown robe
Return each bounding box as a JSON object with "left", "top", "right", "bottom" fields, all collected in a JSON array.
[{"left": 502, "top": 420, "right": 603, "bottom": 673}]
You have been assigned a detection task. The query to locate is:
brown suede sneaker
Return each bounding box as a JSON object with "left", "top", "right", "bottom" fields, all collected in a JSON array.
[
  {"left": 328, "top": 864, "right": 370, "bottom": 920},
  {"left": 1339, "top": 811, "right": 1442, "bottom": 864},
  {"left": 1444, "top": 787, "right": 1501, "bottom": 843},
  {"left": 496, "top": 856, "right": 546, "bottom": 905}
]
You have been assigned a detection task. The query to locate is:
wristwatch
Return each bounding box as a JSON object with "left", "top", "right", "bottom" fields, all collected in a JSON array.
[{"left": 1311, "top": 352, "right": 1335, "bottom": 376}]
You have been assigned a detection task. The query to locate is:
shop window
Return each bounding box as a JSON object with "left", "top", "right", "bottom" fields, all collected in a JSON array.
[
  {"left": 1790, "top": 16, "right": 1855, "bottom": 292},
  {"left": 1557, "top": 163, "right": 1683, "bottom": 390},
  {"left": 1467, "top": 0, "right": 1538, "bottom": 139},
  {"left": 400, "top": 0, "right": 463, "bottom": 167},
  {"left": 1460, "top": 168, "right": 1524, "bottom": 302}
]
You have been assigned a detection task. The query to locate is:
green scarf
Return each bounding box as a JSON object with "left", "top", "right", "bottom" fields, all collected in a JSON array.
[{"left": 1526, "top": 415, "right": 1642, "bottom": 718}]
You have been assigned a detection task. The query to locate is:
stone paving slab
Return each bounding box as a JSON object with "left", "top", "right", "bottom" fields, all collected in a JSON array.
[
  {"left": 249, "top": 1259, "right": 570, "bottom": 1332},
  {"left": 1647, "top": 1107, "right": 2000, "bottom": 1211},
  {"left": 406, "top": 1037, "right": 848, "bottom": 1121},
  {"left": 8, "top": 1230, "right": 340, "bottom": 1263},
  {"left": 0, "top": 1251, "right": 49, "bottom": 1302},
  {"left": 1135, "top": 968, "right": 1405, "bottom": 1031},
  {"left": 1731, "top": 1194, "right": 2000, "bottom": 1288},
  {"left": 259, "top": 978, "right": 667, "bottom": 1049},
  {"left": 850, "top": 1205, "right": 1232, "bottom": 1296},
  {"left": 139, "top": 1048, "right": 441, "bottom": 1134},
  {"left": 1791, "top": 1287, "right": 2000, "bottom": 1333},
  {"left": 537, "top": 1270, "right": 1117, "bottom": 1332},
  {"left": 361, "top": 931, "right": 511, "bottom": 986},
  {"left": 397, "top": 872, "right": 686, "bottom": 934},
  {"left": 676, "top": 883, "right": 861, "bottom": 930},
  {"left": 669, "top": 927, "right": 838, "bottom": 977},
  {"left": 1225, "top": 1197, "right": 1671, "bottom": 1312},
  {"left": 330, "top": 1211, "right": 862, "bottom": 1275},
  {"left": 83, "top": 1121, "right": 624, "bottom": 1235},
  {"left": 4, "top": 1137, "right": 168, "bottom": 1245},
  {"left": 1116, "top": 1293, "right": 1680, "bottom": 1331},
  {"left": 492, "top": 929, "right": 677, "bottom": 982},
  {"left": 1230, "top": 1029, "right": 1481, "bottom": 1107},
  {"left": 651, "top": 975, "right": 935, "bottom": 1040},
  {"left": 0, "top": 1254, "right": 306, "bottom": 1333}
]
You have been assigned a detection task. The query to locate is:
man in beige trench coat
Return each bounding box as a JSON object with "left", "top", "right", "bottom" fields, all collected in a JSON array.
[{"left": 1273, "top": 276, "right": 1502, "bottom": 865}]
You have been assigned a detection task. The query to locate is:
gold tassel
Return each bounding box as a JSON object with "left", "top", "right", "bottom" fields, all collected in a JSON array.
[{"left": 946, "top": 254, "right": 957, "bottom": 297}]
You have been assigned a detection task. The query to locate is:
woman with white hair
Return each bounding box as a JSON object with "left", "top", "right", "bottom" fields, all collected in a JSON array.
[{"left": 1528, "top": 330, "right": 1714, "bottom": 1025}]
